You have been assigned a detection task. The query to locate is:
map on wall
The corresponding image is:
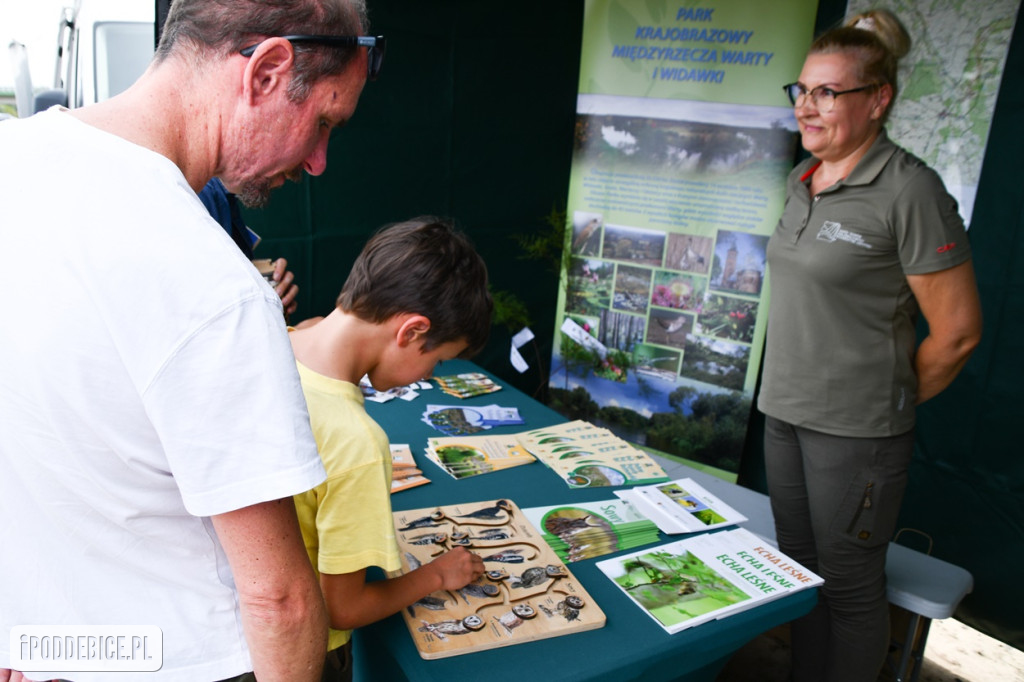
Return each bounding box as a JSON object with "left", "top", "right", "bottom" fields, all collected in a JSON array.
[{"left": 846, "top": 0, "right": 1020, "bottom": 227}]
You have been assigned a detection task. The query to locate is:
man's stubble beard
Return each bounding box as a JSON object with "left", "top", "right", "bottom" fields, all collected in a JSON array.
[{"left": 235, "top": 168, "right": 304, "bottom": 209}]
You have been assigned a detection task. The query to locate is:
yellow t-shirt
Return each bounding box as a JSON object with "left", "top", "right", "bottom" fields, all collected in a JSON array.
[{"left": 292, "top": 361, "right": 402, "bottom": 650}]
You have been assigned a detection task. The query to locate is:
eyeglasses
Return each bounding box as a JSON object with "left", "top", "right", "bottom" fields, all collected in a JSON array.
[
  {"left": 240, "top": 35, "right": 387, "bottom": 81},
  {"left": 782, "top": 82, "right": 877, "bottom": 113}
]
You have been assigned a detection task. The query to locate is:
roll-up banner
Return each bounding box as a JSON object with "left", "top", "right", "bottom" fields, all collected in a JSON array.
[{"left": 549, "top": 0, "right": 819, "bottom": 475}]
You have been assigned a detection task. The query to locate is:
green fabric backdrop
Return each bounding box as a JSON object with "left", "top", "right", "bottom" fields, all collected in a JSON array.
[
  {"left": 240, "top": 0, "right": 1022, "bottom": 649},
  {"left": 244, "top": 1, "right": 584, "bottom": 402}
]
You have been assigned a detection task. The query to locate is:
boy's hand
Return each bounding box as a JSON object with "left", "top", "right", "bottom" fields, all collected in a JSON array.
[
  {"left": 271, "top": 258, "right": 299, "bottom": 317},
  {"left": 430, "top": 546, "right": 485, "bottom": 591}
]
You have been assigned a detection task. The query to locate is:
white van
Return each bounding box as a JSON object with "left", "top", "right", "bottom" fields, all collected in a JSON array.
[{"left": 16, "top": 0, "right": 155, "bottom": 114}]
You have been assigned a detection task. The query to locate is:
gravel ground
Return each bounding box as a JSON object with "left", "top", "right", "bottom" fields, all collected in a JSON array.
[{"left": 716, "top": 617, "right": 1024, "bottom": 682}]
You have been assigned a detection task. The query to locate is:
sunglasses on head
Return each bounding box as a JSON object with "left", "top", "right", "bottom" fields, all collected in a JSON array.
[{"left": 239, "top": 35, "right": 386, "bottom": 81}]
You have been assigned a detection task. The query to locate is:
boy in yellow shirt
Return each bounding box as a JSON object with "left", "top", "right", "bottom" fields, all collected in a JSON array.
[{"left": 288, "top": 217, "right": 492, "bottom": 680}]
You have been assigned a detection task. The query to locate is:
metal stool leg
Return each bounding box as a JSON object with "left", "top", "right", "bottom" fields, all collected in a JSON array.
[
  {"left": 892, "top": 612, "right": 932, "bottom": 682},
  {"left": 907, "top": 618, "right": 932, "bottom": 682}
]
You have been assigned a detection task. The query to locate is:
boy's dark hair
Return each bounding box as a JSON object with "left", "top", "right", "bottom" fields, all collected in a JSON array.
[{"left": 337, "top": 217, "right": 493, "bottom": 357}]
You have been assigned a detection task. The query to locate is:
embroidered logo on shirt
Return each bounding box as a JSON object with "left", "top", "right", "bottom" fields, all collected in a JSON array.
[{"left": 816, "top": 221, "right": 872, "bottom": 249}]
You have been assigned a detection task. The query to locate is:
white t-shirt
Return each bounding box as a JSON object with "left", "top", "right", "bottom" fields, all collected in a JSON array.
[{"left": 0, "top": 109, "right": 326, "bottom": 681}]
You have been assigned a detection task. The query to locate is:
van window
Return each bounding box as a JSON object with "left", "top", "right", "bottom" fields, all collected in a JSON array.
[{"left": 92, "top": 21, "right": 154, "bottom": 102}]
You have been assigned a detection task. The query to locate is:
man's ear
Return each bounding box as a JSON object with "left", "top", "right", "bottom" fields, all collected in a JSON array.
[
  {"left": 242, "top": 37, "right": 295, "bottom": 103},
  {"left": 396, "top": 314, "right": 431, "bottom": 348}
]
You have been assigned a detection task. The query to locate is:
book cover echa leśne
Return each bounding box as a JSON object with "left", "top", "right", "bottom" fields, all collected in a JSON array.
[{"left": 596, "top": 527, "right": 822, "bottom": 634}]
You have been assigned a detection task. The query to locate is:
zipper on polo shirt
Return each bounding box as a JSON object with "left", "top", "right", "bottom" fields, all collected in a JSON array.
[{"left": 791, "top": 161, "right": 831, "bottom": 242}]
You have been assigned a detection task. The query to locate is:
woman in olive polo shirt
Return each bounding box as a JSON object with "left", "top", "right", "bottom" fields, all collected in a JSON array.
[{"left": 758, "top": 10, "right": 982, "bottom": 682}]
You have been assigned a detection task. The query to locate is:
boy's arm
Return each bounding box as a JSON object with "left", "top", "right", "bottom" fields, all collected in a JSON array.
[
  {"left": 320, "top": 547, "right": 484, "bottom": 631},
  {"left": 211, "top": 499, "right": 328, "bottom": 681}
]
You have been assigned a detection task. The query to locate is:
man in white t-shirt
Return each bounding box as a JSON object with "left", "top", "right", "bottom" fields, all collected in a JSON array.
[{"left": 0, "top": 1, "right": 385, "bottom": 680}]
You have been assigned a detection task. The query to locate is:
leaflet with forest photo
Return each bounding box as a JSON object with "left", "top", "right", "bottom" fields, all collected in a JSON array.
[
  {"left": 423, "top": 433, "right": 536, "bottom": 480},
  {"left": 521, "top": 498, "right": 661, "bottom": 562}
]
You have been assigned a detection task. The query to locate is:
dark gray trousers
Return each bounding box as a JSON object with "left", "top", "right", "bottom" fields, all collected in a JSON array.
[{"left": 764, "top": 416, "right": 915, "bottom": 682}]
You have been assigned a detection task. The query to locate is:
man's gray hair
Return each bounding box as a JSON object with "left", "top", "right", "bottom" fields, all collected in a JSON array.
[{"left": 157, "top": 0, "right": 369, "bottom": 101}]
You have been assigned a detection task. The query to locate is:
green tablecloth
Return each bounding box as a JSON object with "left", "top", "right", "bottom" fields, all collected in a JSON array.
[{"left": 354, "top": 360, "right": 813, "bottom": 682}]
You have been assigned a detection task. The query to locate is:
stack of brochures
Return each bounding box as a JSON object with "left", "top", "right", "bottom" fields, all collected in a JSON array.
[
  {"left": 521, "top": 498, "right": 661, "bottom": 563},
  {"left": 423, "top": 433, "right": 536, "bottom": 479},
  {"left": 389, "top": 444, "right": 431, "bottom": 493},
  {"left": 420, "top": 404, "right": 524, "bottom": 436},
  {"left": 615, "top": 477, "right": 747, "bottom": 534},
  {"left": 432, "top": 372, "right": 502, "bottom": 399},
  {"left": 516, "top": 420, "right": 669, "bottom": 489},
  {"left": 597, "top": 527, "right": 823, "bottom": 634},
  {"left": 421, "top": 420, "right": 670, "bottom": 487}
]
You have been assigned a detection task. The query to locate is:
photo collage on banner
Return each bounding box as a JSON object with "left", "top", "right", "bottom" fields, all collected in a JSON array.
[{"left": 550, "top": 0, "right": 819, "bottom": 474}]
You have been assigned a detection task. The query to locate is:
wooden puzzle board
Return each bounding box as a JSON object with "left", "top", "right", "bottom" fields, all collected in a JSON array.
[{"left": 389, "top": 498, "right": 606, "bottom": 659}]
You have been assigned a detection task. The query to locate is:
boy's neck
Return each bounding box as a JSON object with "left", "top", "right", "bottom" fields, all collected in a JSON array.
[{"left": 289, "top": 310, "right": 385, "bottom": 384}]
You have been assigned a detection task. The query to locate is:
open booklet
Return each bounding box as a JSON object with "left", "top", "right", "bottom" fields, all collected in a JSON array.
[
  {"left": 596, "top": 527, "right": 822, "bottom": 634},
  {"left": 614, "top": 477, "right": 747, "bottom": 534}
]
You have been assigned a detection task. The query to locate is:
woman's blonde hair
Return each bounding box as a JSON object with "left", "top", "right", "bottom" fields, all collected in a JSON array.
[{"left": 810, "top": 8, "right": 912, "bottom": 121}]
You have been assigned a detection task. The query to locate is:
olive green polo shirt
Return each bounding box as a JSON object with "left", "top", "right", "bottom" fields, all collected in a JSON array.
[{"left": 758, "top": 130, "right": 971, "bottom": 437}]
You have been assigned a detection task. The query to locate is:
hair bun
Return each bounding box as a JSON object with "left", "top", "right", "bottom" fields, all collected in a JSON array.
[
  {"left": 853, "top": 16, "right": 876, "bottom": 32},
  {"left": 846, "top": 9, "right": 912, "bottom": 60}
]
